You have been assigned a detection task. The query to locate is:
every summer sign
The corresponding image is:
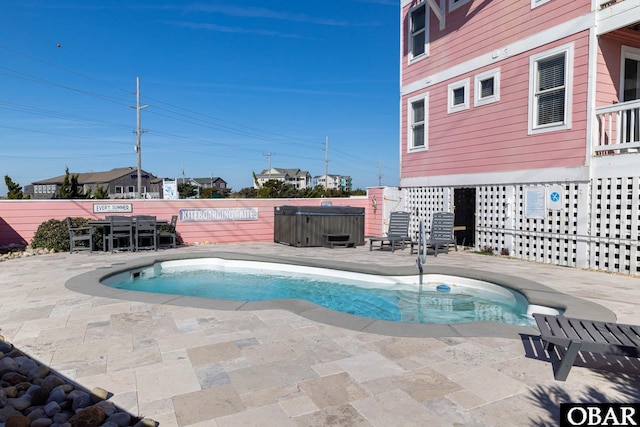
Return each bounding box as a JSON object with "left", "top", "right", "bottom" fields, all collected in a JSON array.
[
  {"left": 93, "top": 203, "right": 133, "bottom": 214},
  {"left": 179, "top": 208, "right": 259, "bottom": 222}
]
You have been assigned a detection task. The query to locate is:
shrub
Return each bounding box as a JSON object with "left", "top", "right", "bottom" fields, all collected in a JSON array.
[
  {"left": 31, "top": 219, "right": 68, "bottom": 251},
  {"left": 31, "top": 217, "right": 99, "bottom": 252},
  {"left": 478, "top": 245, "right": 495, "bottom": 255}
]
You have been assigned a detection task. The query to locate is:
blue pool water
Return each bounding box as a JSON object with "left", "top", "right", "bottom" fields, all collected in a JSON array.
[{"left": 104, "top": 260, "right": 536, "bottom": 326}]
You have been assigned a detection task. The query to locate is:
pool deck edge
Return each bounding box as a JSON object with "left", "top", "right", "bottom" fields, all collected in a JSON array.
[{"left": 64, "top": 250, "right": 617, "bottom": 339}]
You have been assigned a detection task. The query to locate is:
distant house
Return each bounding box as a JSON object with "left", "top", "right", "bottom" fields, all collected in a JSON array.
[
  {"left": 313, "top": 174, "right": 352, "bottom": 192},
  {"left": 254, "top": 168, "right": 312, "bottom": 189},
  {"left": 25, "top": 167, "right": 161, "bottom": 199},
  {"left": 186, "top": 177, "right": 228, "bottom": 193}
]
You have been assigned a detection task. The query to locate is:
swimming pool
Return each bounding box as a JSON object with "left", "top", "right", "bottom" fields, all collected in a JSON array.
[{"left": 102, "top": 258, "right": 555, "bottom": 326}]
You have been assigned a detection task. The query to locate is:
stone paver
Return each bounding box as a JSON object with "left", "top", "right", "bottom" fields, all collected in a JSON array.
[{"left": 1, "top": 242, "right": 639, "bottom": 426}]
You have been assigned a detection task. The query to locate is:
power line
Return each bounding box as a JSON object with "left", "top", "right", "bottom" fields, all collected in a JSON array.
[
  {"left": 0, "top": 65, "right": 131, "bottom": 107},
  {"left": 0, "top": 124, "right": 133, "bottom": 147},
  {"left": 0, "top": 100, "right": 132, "bottom": 131},
  {"left": 0, "top": 44, "right": 388, "bottom": 178},
  {"left": 0, "top": 43, "right": 132, "bottom": 94}
]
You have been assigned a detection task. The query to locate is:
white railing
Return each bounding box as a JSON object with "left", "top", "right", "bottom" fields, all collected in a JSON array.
[{"left": 594, "top": 99, "right": 640, "bottom": 155}]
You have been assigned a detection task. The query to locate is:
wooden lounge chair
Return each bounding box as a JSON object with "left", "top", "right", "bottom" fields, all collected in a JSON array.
[
  {"left": 533, "top": 313, "right": 640, "bottom": 381},
  {"left": 368, "top": 211, "right": 411, "bottom": 252},
  {"left": 425, "top": 212, "right": 456, "bottom": 256},
  {"left": 411, "top": 212, "right": 456, "bottom": 257}
]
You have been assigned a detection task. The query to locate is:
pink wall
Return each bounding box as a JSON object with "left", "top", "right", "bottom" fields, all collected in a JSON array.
[
  {"left": 0, "top": 197, "right": 375, "bottom": 247},
  {"left": 364, "top": 187, "right": 385, "bottom": 237}
]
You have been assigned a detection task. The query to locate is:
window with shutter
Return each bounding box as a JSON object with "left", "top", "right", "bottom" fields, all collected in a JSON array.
[
  {"left": 528, "top": 44, "right": 573, "bottom": 134},
  {"left": 536, "top": 54, "right": 566, "bottom": 126}
]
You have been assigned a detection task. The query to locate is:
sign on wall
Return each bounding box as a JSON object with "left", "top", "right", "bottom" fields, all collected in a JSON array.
[
  {"left": 524, "top": 186, "right": 546, "bottom": 219},
  {"left": 93, "top": 203, "right": 133, "bottom": 214},
  {"left": 547, "top": 185, "right": 564, "bottom": 211},
  {"left": 179, "top": 208, "right": 259, "bottom": 222}
]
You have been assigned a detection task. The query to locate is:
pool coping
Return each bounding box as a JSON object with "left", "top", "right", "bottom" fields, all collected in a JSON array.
[{"left": 64, "top": 251, "right": 617, "bottom": 339}]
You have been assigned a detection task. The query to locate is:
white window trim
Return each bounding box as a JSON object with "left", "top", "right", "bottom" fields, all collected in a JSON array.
[
  {"left": 474, "top": 68, "right": 500, "bottom": 107},
  {"left": 527, "top": 43, "right": 574, "bottom": 135},
  {"left": 449, "top": 0, "right": 471, "bottom": 12},
  {"left": 620, "top": 45, "right": 640, "bottom": 100},
  {"left": 115, "top": 186, "right": 123, "bottom": 194},
  {"left": 408, "top": 2, "right": 428, "bottom": 64},
  {"left": 447, "top": 78, "right": 470, "bottom": 114},
  {"left": 407, "top": 93, "right": 428, "bottom": 152},
  {"left": 531, "top": 0, "right": 552, "bottom": 9}
]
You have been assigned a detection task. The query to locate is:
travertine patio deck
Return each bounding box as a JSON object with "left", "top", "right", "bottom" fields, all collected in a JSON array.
[{"left": 1, "top": 243, "right": 639, "bottom": 426}]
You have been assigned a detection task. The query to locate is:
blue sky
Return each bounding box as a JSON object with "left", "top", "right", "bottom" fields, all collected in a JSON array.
[{"left": 0, "top": 1, "right": 400, "bottom": 195}]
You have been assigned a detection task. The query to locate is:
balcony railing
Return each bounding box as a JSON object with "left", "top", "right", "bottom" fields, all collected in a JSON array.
[{"left": 595, "top": 99, "right": 640, "bottom": 155}]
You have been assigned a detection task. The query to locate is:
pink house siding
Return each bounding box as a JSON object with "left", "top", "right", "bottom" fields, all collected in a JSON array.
[
  {"left": 401, "top": 31, "right": 590, "bottom": 179},
  {"left": 597, "top": 36, "right": 622, "bottom": 107},
  {"left": 596, "top": 31, "right": 640, "bottom": 107},
  {"left": 0, "top": 198, "right": 372, "bottom": 247},
  {"left": 364, "top": 187, "right": 384, "bottom": 237},
  {"left": 401, "top": 0, "right": 590, "bottom": 85}
]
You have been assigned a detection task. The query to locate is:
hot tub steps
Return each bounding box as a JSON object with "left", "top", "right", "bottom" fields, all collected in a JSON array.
[{"left": 323, "top": 234, "right": 355, "bottom": 248}]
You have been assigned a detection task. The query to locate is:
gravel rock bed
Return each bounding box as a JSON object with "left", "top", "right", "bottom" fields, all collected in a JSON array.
[
  {"left": 0, "top": 245, "right": 53, "bottom": 263},
  {"left": 0, "top": 336, "right": 156, "bottom": 427}
]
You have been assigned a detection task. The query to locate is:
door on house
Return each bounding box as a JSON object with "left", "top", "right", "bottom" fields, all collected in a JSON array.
[
  {"left": 453, "top": 188, "right": 475, "bottom": 247},
  {"left": 622, "top": 46, "right": 640, "bottom": 143}
]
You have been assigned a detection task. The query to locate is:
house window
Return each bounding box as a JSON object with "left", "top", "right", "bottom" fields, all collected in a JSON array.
[
  {"left": 127, "top": 186, "right": 135, "bottom": 193},
  {"left": 408, "top": 94, "right": 428, "bottom": 151},
  {"left": 115, "top": 186, "right": 123, "bottom": 194},
  {"left": 531, "top": 0, "right": 552, "bottom": 9},
  {"left": 449, "top": 0, "right": 471, "bottom": 12},
  {"left": 448, "top": 78, "right": 470, "bottom": 113},
  {"left": 528, "top": 44, "right": 573, "bottom": 134},
  {"left": 474, "top": 68, "right": 500, "bottom": 107},
  {"left": 409, "top": 3, "right": 427, "bottom": 61}
]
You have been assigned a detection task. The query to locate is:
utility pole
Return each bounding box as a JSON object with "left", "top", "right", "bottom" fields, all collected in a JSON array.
[
  {"left": 132, "top": 77, "right": 148, "bottom": 199},
  {"left": 263, "top": 153, "right": 274, "bottom": 180},
  {"left": 378, "top": 160, "right": 383, "bottom": 186},
  {"left": 324, "top": 136, "right": 329, "bottom": 190}
]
